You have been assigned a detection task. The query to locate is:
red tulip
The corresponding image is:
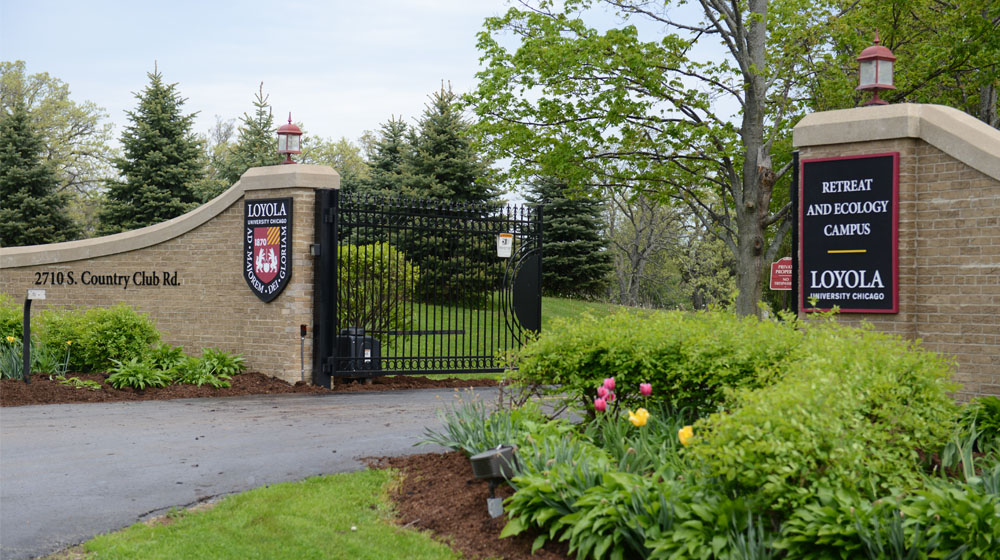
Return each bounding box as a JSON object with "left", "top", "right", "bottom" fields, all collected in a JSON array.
[{"left": 594, "top": 397, "right": 607, "bottom": 412}]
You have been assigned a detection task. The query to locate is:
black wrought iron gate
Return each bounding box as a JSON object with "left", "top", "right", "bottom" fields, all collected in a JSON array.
[{"left": 313, "top": 190, "right": 542, "bottom": 387}]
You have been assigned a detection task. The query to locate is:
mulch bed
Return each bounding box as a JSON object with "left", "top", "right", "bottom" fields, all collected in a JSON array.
[
  {"left": 0, "top": 372, "right": 498, "bottom": 407},
  {"left": 370, "top": 451, "right": 571, "bottom": 560}
]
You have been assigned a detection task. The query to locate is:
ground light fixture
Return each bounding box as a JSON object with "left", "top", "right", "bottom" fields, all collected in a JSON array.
[
  {"left": 469, "top": 445, "right": 518, "bottom": 518},
  {"left": 277, "top": 113, "right": 303, "bottom": 164},
  {"left": 857, "top": 31, "right": 896, "bottom": 106}
]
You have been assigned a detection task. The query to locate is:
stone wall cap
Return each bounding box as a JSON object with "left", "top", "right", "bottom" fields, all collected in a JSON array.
[
  {"left": 793, "top": 103, "right": 1000, "bottom": 182},
  {"left": 1, "top": 164, "right": 340, "bottom": 268}
]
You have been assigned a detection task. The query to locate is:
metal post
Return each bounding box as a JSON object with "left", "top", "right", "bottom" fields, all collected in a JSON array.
[
  {"left": 313, "top": 188, "right": 339, "bottom": 388},
  {"left": 791, "top": 150, "right": 800, "bottom": 313},
  {"left": 300, "top": 324, "right": 307, "bottom": 383},
  {"left": 21, "top": 289, "right": 45, "bottom": 384},
  {"left": 22, "top": 298, "right": 31, "bottom": 385}
]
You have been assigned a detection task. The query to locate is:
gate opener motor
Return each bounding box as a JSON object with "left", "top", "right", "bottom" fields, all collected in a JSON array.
[{"left": 336, "top": 327, "right": 381, "bottom": 375}]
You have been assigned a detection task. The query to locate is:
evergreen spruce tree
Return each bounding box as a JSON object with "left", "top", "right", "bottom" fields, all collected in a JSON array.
[
  {"left": 403, "top": 84, "right": 495, "bottom": 203},
  {"left": 0, "top": 101, "right": 81, "bottom": 246},
  {"left": 98, "top": 67, "right": 203, "bottom": 234},
  {"left": 220, "top": 83, "right": 283, "bottom": 185},
  {"left": 399, "top": 85, "right": 499, "bottom": 305},
  {"left": 364, "top": 116, "right": 413, "bottom": 196},
  {"left": 526, "top": 176, "right": 611, "bottom": 298}
]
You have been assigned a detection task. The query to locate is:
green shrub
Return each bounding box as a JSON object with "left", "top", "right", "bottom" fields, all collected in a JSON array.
[
  {"left": 29, "top": 304, "right": 159, "bottom": 372},
  {"left": 106, "top": 357, "right": 172, "bottom": 390},
  {"left": 74, "top": 305, "right": 159, "bottom": 372},
  {"left": 514, "top": 310, "right": 803, "bottom": 415},
  {"left": 338, "top": 242, "right": 419, "bottom": 338},
  {"left": 690, "top": 322, "right": 958, "bottom": 513},
  {"left": 34, "top": 307, "right": 88, "bottom": 370},
  {"left": 0, "top": 294, "right": 21, "bottom": 340}
]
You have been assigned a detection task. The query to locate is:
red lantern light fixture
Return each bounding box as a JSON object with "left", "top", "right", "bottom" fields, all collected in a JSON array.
[
  {"left": 856, "top": 31, "right": 896, "bottom": 106},
  {"left": 277, "top": 113, "right": 303, "bottom": 164}
]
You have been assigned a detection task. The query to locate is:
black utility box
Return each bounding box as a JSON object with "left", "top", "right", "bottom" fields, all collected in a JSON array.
[{"left": 336, "top": 327, "right": 381, "bottom": 375}]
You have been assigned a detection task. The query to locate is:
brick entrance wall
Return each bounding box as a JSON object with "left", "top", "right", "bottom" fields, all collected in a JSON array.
[
  {"left": 794, "top": 104, "right": 1000, "bottom": 400},
  {"left": 0, "top": 165, "right": 339, "bottom": 383}
]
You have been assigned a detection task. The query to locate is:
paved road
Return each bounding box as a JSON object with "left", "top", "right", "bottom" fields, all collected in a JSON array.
[{"left": 0, "top": 387, "right": 497, "bottom": 560}]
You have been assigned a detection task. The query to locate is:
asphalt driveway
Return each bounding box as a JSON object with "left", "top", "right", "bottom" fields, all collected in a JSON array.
[{"left": 0, "top": 387, "right": 495, "bottom": 560}]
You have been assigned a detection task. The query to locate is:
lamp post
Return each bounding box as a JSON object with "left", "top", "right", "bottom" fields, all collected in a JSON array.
[
  {"left": 857, "top": 31, "right": 896, "bottom": 106},
  {"left": 277, "top": 113, "right": 303, "bottom": 164}
]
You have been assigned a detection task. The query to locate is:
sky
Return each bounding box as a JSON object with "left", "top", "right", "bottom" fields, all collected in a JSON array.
[
  {"left": 1, "top": 0, "right": 519, "bottom": 144},
  {"left": 1, "top": 0, "right": 720, "bottom": 150}
]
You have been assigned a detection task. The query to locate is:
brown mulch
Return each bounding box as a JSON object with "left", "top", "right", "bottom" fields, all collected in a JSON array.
[
  {"left": 0, "top": 372, "right": 497, "bottom": 407},
  {"left": 370, "top": 451, "right": 571, "bottom": 560}
]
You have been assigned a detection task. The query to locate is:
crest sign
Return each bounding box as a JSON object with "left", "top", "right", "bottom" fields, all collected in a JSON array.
[{"left": 244, "top": 197, "right": 292, "bottom": 302}]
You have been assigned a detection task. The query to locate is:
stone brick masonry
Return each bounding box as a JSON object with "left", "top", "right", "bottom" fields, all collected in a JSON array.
[
  {"left": 794, "top": 104, "right": 1000, "bottom": 400},
  {"left": 0, "top": 165, "right": 339, "bottom": 383}
]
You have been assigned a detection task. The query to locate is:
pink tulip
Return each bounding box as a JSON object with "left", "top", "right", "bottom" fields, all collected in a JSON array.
[
  {"left": 640, "top": 383, "right": 652, "bottom": 397},
  {"left": 606, "top": 392, "right": 615, "bottom": 402},
  {"left": 603, "top": 377, "right": 616, "bottom": 391},
  {"left": 597, "top": 386, "right": 609, "bottom": 399},
  {"left": 594, "top": 397, "right": 607, "bottom": 412}
]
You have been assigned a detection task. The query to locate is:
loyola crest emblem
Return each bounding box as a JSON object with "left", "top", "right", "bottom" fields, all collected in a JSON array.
[{"left": 243, "top": 198, "right": 292, "bottom": 302}]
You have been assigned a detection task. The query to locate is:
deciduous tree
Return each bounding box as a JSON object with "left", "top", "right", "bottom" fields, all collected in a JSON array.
[
  {"left": 815, "top": 0, "right": 1000, "bottom": 127},
  {"left": 1, "top": 61, "right": 114, "bottom": 235},
  {"left": 301, "top": 135, "right": 370, "bottom": 195},
  {"left": 469, "top": 0, "right": 834, "bottom": 316}
]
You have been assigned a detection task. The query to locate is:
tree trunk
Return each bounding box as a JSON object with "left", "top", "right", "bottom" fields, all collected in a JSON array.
[
  {"left": 980, "top": 83, "right": 998, "bottom": 128},
  {"left": 733, "top": 0, "right": 771, "bottom": 318}
]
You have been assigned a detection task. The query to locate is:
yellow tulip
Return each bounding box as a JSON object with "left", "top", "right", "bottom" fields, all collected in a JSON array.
[
  {"left": 678, "top": 425, "right": 694, "bottom": 446},
  {"left": 5, "top": 336, "right": 14, "bottom": 343},
  {"left": 66, "top": 340, "right": 73, "bottom": 345},
  {"left": 628, "top": 408, "right": 649, "bottom": 427}
]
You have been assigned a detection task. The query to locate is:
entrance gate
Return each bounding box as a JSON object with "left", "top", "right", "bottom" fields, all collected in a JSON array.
[{"left": 314, "top": 190, "right": 542, "bottom": 388}]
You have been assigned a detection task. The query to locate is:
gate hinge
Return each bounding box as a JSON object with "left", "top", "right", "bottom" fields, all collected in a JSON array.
[{"left": 324, "top": 208, "right": 336, "bottom": 224}]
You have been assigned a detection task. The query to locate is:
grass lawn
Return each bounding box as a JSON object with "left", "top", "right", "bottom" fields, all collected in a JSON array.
[
  {"left": 412, "top": 295, "right": 623, "bottom": 380},
  {"left": 76, "top": 469, "right": 458, "bottom": 560}
]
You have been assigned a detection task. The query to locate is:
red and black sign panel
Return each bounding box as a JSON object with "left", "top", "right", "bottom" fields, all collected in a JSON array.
[
  {"left": 799, "top": 153, "right": 899, "bottom": 313},
  {"left": 244, "top": 197, "right": 292, "bottom": 302}
]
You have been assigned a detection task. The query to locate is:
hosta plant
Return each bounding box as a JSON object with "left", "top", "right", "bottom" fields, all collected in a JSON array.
[{"left": 106, "top": 357, "right": 171, "bottom": 390}]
